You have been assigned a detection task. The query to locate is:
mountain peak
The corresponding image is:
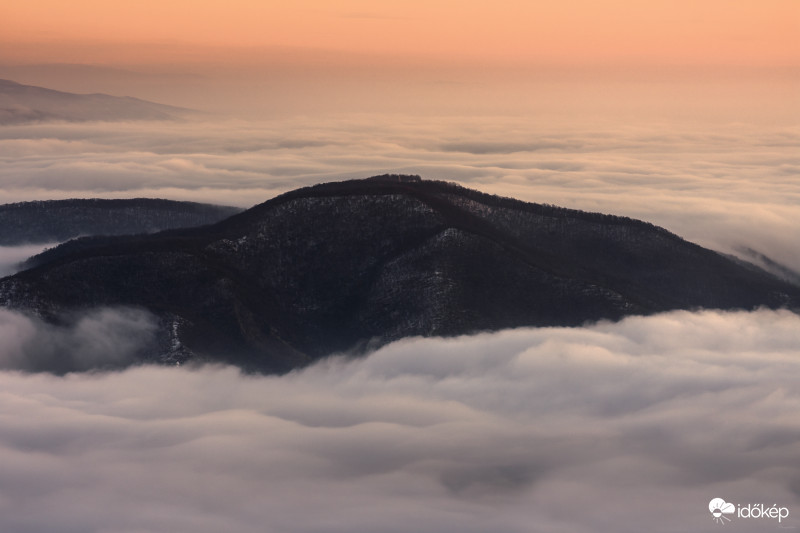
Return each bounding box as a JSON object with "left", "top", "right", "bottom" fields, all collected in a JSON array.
[
  {"left": 1, "top": 177, "right": 798, "bottom": 373},
  {"left": 366, "top": 173, "right": 423, "bottom": 183}
]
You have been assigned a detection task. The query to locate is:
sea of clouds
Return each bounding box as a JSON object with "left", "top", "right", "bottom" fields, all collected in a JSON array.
[
  {"left": 0, "top": 308, "right": 798, "bottom": 532},
  {"left": 1, "top": 77, "right": 798, "bottom": 532},
  {"left": 1, "top": 115, "right": 798, "bottom": 272}
]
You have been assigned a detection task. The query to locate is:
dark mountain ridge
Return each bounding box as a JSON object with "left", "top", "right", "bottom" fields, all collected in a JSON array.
[
  {"left": 1, "top": 176, "right": 797, "bottom": 373},
  {"left": 0, "top": 198, "right": 243, "bottom": 246}
]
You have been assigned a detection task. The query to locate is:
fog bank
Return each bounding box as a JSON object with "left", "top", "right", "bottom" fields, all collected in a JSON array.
[
  {"left": 1, "top": 117, "right": 798, "bottom": 271},
  {"left": 0, "top": 309, "right": 798, "bottom": 532}
]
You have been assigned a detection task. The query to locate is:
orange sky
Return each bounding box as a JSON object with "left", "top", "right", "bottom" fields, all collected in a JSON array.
[{"left": 2, "top": 0, "right": 798, "bottom": 68}]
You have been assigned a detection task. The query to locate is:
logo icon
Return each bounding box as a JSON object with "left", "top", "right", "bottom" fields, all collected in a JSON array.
[{"left": 709, "top": 498, "right": 735, "bottom": 525}]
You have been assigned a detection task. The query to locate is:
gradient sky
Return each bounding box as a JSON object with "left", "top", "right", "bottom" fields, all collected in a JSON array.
[{"left": 2, "top": 0, "right": 798, "bottom": 68}]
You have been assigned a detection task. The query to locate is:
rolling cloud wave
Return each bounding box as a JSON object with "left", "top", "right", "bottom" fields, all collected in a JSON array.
[
  {"left": 1, "top": 117, "right": 798, "bottom": 272},
  {"left": 0, "top": 308, "right": 798, "bottom": 532}
]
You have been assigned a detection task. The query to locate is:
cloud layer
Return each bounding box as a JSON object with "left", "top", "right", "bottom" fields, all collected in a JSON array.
[
  {"left": 0, "top": 309, "right": 799, "bottom": 532},
  {"left": 0, "top": 307, "right": 158, "bottom": 373},
  {"left": 0, "top": 243, "right": 57, "bottom": 277},
  {"left": 1, "top": 116, "right": 798, "bottom": 271}
]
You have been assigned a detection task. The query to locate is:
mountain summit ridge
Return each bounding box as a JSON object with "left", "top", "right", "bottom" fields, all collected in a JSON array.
[{"left": 2, "top": 176, "right": 797, "bottom": 373}]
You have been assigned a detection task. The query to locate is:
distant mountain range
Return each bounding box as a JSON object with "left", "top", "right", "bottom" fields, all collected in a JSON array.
[
  {"left": 0, "top": 198, "right": 242, "bottom": 246},
  {"left": 0, "top": 79, "right": 193, "bottom": 123},
  {"left": 1, "top": 175, "right": 798, "bottom": 373}
]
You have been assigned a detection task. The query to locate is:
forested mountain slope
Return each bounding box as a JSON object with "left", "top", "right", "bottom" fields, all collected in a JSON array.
[{"left": 2, "top": 175, "right": 796, "bottom": 373}]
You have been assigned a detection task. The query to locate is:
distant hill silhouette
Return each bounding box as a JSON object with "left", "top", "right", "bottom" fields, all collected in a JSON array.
[
  {"left": 0, "top": 198, "right": 242, "bottom": 246},
  {"left": 0, "top": 79, "right": 193, "bottom": 123},
  {"left": 1, "top": 176, "right": 797, "bottom": 373}
]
